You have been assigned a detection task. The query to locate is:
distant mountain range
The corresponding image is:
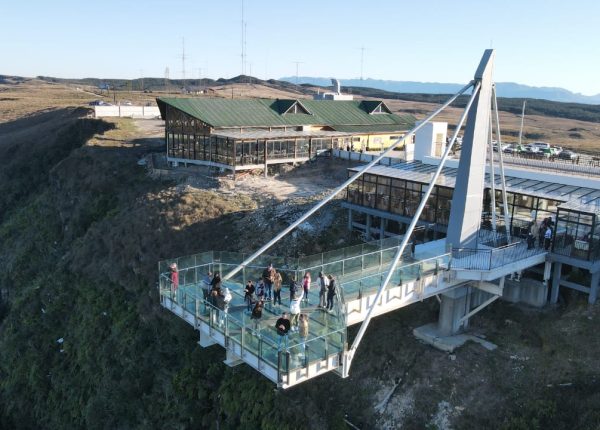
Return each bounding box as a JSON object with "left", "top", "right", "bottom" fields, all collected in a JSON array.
[{"left": 280, "top": 77, "right": 600, "bottom": 105}]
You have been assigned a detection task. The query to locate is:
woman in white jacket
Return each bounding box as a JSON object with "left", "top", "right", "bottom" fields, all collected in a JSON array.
[{"left": 289, "top": 289, "right": 303, "bottom": 331}]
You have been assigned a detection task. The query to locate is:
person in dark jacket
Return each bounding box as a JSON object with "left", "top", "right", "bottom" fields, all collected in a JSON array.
[
  {"left": 251, "top": 300, "right": 264, "bottom": 331},
  {"left": 210, "top": 272, "right": 222, "bottom": 294},
  {"left": 289, "top": 277, "right": 299, "bottom": 302},
  {"left": 215, "top": 290, "right": 227, "bottom": 327},
  {"left": 244, "top": 280, "right": 255, "bottom": 313},
  {"left": 326, "top": 275, "right": 336, "bottom": 311},
  {"left": 275, "top": 312, "right": 291, "bottom": 351}
]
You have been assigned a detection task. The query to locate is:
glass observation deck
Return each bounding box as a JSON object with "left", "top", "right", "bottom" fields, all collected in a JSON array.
[
  {"left": 158, "top": 237, "right": 454, "bottom": 388},
  {"left": 158, "top": 232, "right": 544, "bottom": 387}
]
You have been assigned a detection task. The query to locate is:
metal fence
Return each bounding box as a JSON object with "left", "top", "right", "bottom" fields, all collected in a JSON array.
[
  {"left": 490, "top": 152, "right": 600, "bottom": 178},
  {"left": 451, "top": 239, "right": 542, "bottom": 271}
]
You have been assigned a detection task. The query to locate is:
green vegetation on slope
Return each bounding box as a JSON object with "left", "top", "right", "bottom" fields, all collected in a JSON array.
[
  {"left": 0, "top": 112, "right": 348, "bottom": 429},
  {"left": 2, "top": 110, "right": 600, "bottom": 430}
]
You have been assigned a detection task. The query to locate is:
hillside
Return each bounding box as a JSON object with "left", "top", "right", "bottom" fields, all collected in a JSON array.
[
  {"left": 281, "top": 76, "right": 600, "bottom": 105},
  {"left": 1, "top": 80, "right": 600, "bottom": 429}
]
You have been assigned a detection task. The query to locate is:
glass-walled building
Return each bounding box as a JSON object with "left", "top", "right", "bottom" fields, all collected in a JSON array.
[
  {"left": 553, "top": 203, "right": 600, "bottom": 261},
  {"left": 344, "top": 161, "right": 600, "bottom": 265},
  {"left": 157, "top": 97, "right": 414, "bottom": 173}
]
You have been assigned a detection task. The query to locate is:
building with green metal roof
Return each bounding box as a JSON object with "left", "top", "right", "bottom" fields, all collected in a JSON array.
[{"left": 156, "top": 97, "right": 415, "bottom": 174}]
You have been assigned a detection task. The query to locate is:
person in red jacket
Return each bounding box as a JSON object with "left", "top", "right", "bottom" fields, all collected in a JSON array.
[{"left": 170, "top": 263, "right": 179, "bottom": 302}]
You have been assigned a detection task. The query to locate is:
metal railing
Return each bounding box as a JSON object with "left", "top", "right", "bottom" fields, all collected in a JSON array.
[
  {"left": 489, "top": 152, "right": 600, "bottom": 178},
  {"left": 158, "top": 284, "right": 346, "bottom": 382},
  {"left": 451, "top": 239, "right": 543, "bottom": 271}
]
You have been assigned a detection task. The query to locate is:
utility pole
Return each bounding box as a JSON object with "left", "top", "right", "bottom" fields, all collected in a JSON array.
[
  {"left": 241, "top": 0, "right": 246, "bottom": 76},
  {"left": 164, "top": 67, "right": 170, "bottom": 95},
  {"left": 518, "top": 100, "right": 526, "bottom": 147},
  {"left": 181, "top": 37, "right": 187, "bottom": 93},
  {"left": 196, "top": 68, "right": 202, "bottom": 91},
  {"left": 358, "top": 46, "right": 366, "bottom": 80},
  {"left": 292, "top": 61, "right": 304, "bottom": 87}
]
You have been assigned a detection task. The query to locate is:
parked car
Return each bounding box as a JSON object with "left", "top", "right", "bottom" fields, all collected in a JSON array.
[
  {"left": 492, "top": 142, "right": 510, "bottom": 152},
  {"left": 558, "top": 150, "right": 578, "bottom": 160},
  {"left": 530, "top": 142, "right": 551, "bottom": 151},
  {"left": 88, "top": 100, "right": 112, "bottom": 106},
  {"left": 524, "top": 144, "right": 540, "bottom": 153},
  {"left": 503, "top": 144, "right": 522, "bottom": 154}
]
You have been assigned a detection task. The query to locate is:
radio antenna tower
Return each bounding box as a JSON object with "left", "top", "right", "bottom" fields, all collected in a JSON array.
[
  {"left": 181, "top": 37, "right": 187, "bottom": 92},
  {"left": 241, "top": 0, "right": 246, "bottom": 75},
  {"left": 358, "top": 46, "right": 366, "bottom": 80}
]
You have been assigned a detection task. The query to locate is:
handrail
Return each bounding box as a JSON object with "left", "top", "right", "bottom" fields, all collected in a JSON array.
[
  {"left": 451, "top": 239, "right": 544, "bottom": 271},
  {"left": 159, "top": 236, "right": 405, "bottom": 274}
]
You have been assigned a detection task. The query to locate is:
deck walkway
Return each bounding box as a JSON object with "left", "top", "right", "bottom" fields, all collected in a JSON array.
[{"left": 159, "top": 235, "right": 546, "bottom": 388}]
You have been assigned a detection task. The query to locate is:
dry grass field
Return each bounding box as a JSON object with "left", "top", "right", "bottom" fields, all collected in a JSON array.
[
  {"left": 2, "top": 77, "right": 599, "bottom": 153},
  {"left": 384, "top": 98, "right": 600, "bottom": 153}
]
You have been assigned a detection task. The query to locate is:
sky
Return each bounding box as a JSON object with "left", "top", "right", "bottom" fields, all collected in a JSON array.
[{"left": 2, "top": 0, "right": 599, "bottom": 95}]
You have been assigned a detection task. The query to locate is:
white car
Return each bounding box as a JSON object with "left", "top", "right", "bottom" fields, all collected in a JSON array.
[
  {"left": 524, "top": 144, "right": 540, "bottom": 153},
  {"left": 530, "top": 142, "right": 551, "bottom": 151}
]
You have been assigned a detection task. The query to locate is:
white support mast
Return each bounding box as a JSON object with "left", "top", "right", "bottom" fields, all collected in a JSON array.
[{"left": 342, "top": 81, "right": 482, "bottom": 376}]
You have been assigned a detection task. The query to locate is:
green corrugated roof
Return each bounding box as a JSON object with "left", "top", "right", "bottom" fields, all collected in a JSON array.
[{"left": 156, "top": 97, "right": 415, "bottom": 131}]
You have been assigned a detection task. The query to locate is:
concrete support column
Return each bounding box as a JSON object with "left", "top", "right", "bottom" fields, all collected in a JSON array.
[
  {"left": 550, "top": 262, "right": 562, "bottom": 303},
  {"left": 365, "top": 215, "right": 372, "bottom": 240},
  {"left": 379, "top": 218, "right": 386, "bottom": 238},
  {"left": 348, "top": 209, "right": 353, "bottom": 231},
  {"left": 543, "top": 261, "right": 552, "bottom": 288},
  {"left": 589, "top": 271, "right": 599, "bottom": 304},
  {"left": 437, "top": 286, "right": 469, "bottom": 336}
]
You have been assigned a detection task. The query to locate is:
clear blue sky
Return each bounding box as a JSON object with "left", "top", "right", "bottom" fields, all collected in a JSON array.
[{"left": 2, "top": 0, "right": 599, "bottom": 95}]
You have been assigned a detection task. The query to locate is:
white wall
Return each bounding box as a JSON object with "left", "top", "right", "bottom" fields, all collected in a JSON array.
[
  {"left": 414, "top": 121, "right": 448, "bottom": 161},
  {"left": 94, "top": 105, "right": 161, "bottom": 119}
]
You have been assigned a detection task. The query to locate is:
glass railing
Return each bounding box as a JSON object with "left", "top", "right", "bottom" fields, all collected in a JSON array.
[
  {"left": 159, "top": 281, "right": 346, "bottom": 379},
  {"left": 337, "top": 253, "right": 451, "bottom": 301},
  {"left": 158, "top": 238, "right": 453, "bottom": 380}
]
